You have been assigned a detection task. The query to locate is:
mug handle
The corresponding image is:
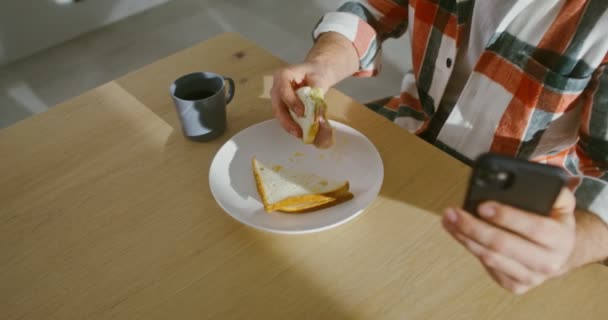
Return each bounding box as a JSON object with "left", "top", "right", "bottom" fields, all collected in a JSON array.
[{"left": 224, "top": 77, "right": 235, "bottom": 104}]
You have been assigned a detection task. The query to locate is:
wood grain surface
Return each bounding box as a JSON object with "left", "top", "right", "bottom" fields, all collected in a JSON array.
[{"left": 0, "top": 33, "right": 605, "bottom": 320}]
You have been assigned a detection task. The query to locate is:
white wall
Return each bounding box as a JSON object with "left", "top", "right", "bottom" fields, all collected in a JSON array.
[{"left": 0, "top": 0, "right": 169, "bottom": 66}]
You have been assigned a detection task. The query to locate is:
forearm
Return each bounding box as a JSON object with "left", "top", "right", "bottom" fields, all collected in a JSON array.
[
  {"left": 568, "top": 210, "right": 608, "bottom": 269},
  {"left": 304, "top": 32, "right": 360, "bottom": 87}
]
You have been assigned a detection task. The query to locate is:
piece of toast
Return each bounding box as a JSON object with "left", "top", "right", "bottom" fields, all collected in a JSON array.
[
  {"left": 290, "top": 87, "right": 330, "bottom": 144},
  {"left": 252, "top": 157, "right": 353, "bottom": 213}
]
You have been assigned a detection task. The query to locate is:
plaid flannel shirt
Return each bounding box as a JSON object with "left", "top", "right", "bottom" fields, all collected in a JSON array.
[{"left": 314, "top": 0, "right": 608, "bottom": 224}]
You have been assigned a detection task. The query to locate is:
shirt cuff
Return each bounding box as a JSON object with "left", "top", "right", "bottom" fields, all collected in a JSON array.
[{"left": 313, "top": 11, "right": 381, "bottom": 77}]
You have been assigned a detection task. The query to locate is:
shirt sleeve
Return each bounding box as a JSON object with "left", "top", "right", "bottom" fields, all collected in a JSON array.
[
  {"left": 312, "top": 1, "right": 409, "bottom": 77},
  {"left": 571, "top": 54, "right": 608, "bottom": 226}
]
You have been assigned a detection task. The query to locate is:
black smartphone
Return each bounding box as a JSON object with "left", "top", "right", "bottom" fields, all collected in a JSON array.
[{"left": 464, "top": 153, "right": 568, "bottom": 216}]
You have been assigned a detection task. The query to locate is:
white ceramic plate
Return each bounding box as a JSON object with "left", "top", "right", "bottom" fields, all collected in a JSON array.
[{"left": 209, "top": 119, "right": 383, "bottom": 234}]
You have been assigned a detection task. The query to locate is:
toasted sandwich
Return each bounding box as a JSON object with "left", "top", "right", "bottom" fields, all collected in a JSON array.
[
  {"left": 252, "top": 157, "right": 353, "bottom": 213},
  {"left": 290, "top": 87, "right": 334, "bottom": 147}
]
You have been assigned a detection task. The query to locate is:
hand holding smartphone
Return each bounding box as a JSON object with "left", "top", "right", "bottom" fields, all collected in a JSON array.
[{"left": 464, "top": 153, "right": 568, "bottom": 216}]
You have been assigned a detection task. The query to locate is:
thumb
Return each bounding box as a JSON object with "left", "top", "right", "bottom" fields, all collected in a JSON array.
[{"left": 550, "top": 187, "right": 576, "bottom": 226}]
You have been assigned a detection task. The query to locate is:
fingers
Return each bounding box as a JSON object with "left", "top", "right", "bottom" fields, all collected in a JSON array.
[
  {"left": 442, "top": 187, "right": 577, "bottom": 294},
  {"left": 551, "top": 187, "right": 576, "bottom": 224},
  {"left": 270, "top": 63, "right": 336, "bottom": 140},
  {"left": 483, "top": 265, "right": 533, "bottom": 295},
  {"left": 313, "top": 117, "right": 335, "bottom": 149},
  {"left": 443, "top": 208, "right": 560, "bottom": 274},
  {"left": 272, "top": 69, "right": 305, "bottom": 115},
  {"left": 444, "top": 220, "right": 544, "bottom": 288},
  {"left": 443, "top": 216, "right": 544, "bottom": 295},
  {"left": 476, "top": 202, "right": 563, "bottom": 248},
  {"left": 271, "top": 90, "right": 301, "bottom": 138},
  {"left": 271, "top": 70, "right": 302, "bottom": 138}
]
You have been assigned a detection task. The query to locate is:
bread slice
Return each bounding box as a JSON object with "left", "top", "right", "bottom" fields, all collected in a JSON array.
[
  {"left": 290, "top": 87, "right": 328, "bottom": 144},
  {"left": 252, "top": 157, "right": 353, "bottom": 213},
  {"left": 278, "top": 188, "right": 354, "bottom": 213}
]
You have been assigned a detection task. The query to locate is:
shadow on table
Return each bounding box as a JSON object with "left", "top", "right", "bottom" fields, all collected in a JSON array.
[
  {"left": 113, "top": 35, "right": 456, "bottom": 319},
  {"left": 145, "top": 137, "right": 368, "bottom": 320},
  {"left": 3, "top": 2, "right": 469, "bottom": 319},
  {"left": 325, "top": 90, "right": 472, "bottom": 218},
  {"left": 109, "top": 1, "right": 460, "bottom": 317}
]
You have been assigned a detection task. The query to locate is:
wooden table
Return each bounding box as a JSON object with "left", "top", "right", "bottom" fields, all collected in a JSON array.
[{"left": 1, "top": 33, "right": 606, "bottom": 320}]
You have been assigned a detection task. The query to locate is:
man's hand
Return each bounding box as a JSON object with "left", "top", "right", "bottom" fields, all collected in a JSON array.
[
  {"left": 271, "top": 32, "right": 359, "bottom": 141},
  {"left": 442, "top": 188, "right": 577, "bottom": 294},
  {"left": 270, "top": 62, "right": 334, "bottom": 139}
]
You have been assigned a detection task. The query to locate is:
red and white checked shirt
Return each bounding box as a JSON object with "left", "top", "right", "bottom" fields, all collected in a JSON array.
[{"left": 314, "top": 0, "right": 608, "bottom": 223}]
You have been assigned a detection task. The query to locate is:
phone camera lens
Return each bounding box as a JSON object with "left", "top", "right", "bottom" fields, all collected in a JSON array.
[{"left": 496, "top": 172, "right": 509, "bottom": 182}]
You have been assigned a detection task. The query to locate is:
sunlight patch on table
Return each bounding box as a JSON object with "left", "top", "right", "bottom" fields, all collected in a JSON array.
[
  {"left": 259, "top": 75, "right": 273, "bottom": 99},
  {"left": 97, "top": 82, "right": 173, "bottom": 150}
]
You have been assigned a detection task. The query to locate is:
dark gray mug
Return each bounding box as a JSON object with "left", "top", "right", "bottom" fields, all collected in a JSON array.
[{"left": 170, "top": 72, "right": 235, "bottom": 142}]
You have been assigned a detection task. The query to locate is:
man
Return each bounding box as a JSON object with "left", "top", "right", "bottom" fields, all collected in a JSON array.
[{"left": 271, "top": 0, "right": 608, "bottom": 294}]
